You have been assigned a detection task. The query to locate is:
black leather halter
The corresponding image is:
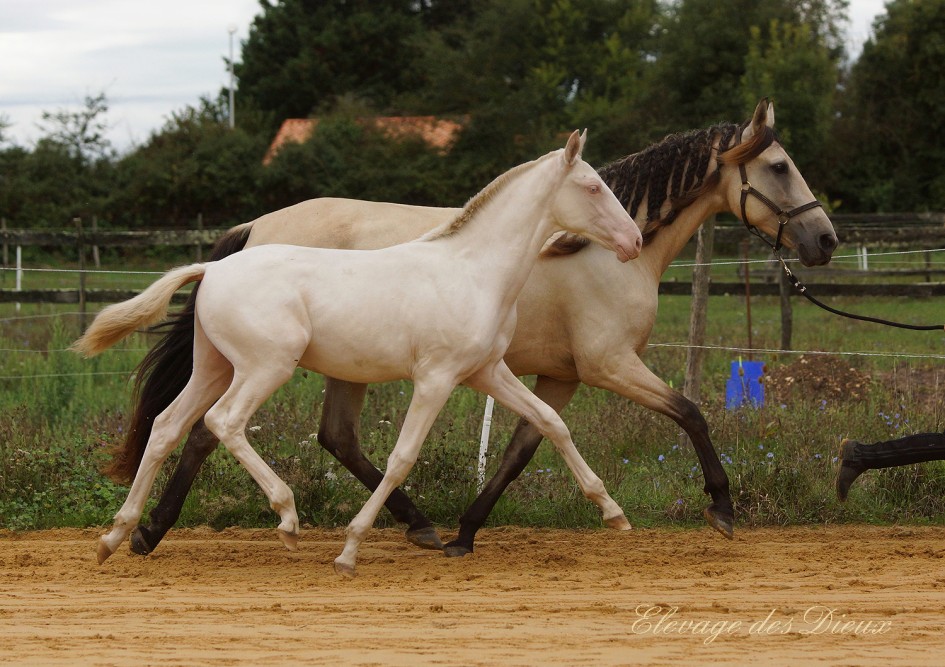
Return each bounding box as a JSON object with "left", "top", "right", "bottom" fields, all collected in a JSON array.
[
  {"left": 727, "top": 126, "right": 823, "bottom": 253},
  {"left": 737, "top": 160, "right": 824, "bottom": 253}
]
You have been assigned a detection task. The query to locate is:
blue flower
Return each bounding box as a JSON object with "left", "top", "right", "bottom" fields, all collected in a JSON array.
[{"left": 658, "top": 454, "right": 665, "bottom": 462}]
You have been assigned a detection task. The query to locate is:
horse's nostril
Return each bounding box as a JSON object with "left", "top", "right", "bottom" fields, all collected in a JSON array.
[{"left": 819, "top": 233, "right": 838, "bottom": 253}]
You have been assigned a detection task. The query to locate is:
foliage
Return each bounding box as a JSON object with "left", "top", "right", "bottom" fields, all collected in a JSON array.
[
  {"left": 652, "top": 0, "right": 847, "bottom": 133},
  {"left": 107, "top": 97, "right": 270, "bottom": 227},
  {"left": 2, "top": 1, "right": 943, "bottom": 230},
  {"left": 2, "top": 289, "right": 945, "bottom": 531},
  {"left": 37, "top": 93, "right": 115, "bottom": 164},
  {"left": 741, "top": 19, "right": 838, "bottom": 178},
  {"left": 259, "top": 111, "right": 456, "bottom": 210},
  {"left": 234, "top": 0, "right": 435, "bottom": 134},
  {"left": 824, "top": 0, "right": 945, "bottom": 212}
]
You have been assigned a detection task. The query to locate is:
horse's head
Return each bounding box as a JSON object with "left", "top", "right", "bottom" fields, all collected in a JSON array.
[
  {"left": 553, "top": 130, "right": 642, "bottom": 262},
  {"left": 720, "top": 99, "right": 838, "bottom": 267}
]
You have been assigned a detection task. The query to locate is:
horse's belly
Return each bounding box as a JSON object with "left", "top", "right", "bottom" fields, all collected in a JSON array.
[{"left": 297, "top": 341, "right": 410, "bottom": 384}]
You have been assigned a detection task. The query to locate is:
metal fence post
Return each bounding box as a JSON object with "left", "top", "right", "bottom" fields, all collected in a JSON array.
[{"left": 75, "top": 217, "right": 87, "bottom": 330}]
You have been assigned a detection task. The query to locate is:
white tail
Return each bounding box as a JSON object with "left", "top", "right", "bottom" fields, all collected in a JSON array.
[{"left": 71, "top": 263, "right": 207, "bottom": 357}]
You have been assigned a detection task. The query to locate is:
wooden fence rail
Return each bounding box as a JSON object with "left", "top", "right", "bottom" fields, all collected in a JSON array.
[{"left": 2, "top": 218, "right": 945, "bottom": 341}]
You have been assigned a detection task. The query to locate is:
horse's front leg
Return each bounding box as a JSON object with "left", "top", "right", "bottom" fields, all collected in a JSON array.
[
  {"left": 334, "top": 376, "right": 455, "bottom": 578},
  {"left": 444, "top": 375, "right": 579, "bottom": 557},
  {"left": 131, "top": 418, "right": 219, "bottom": 555},
  {"left": 465, "top": 363, "right": 630, "bottom": 531},
  {"left": 319, "top": 377, "right": 441, "bottom": 550},
  {"left": 588, "top": 353, "right": 734, "bottom": 539}
]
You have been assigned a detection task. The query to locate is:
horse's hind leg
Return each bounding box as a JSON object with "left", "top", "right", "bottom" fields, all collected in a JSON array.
[
  {"left": 465, "top": 363, "right": 629, "bottom": 531},
  {"left": 318, "top": 377, "right": 441, "bottom": 550},
  {"left": 203, "top": 364, "right": 303, "bottom": 549},
  {"left": 130, "top": 418, "right": 219, "bottom": 555},
  {"left": 443, "top": 375, "right": 578, "bottom": 557},
  {"left": 98, "top": 351, "right": 232, "bottom": 563}
]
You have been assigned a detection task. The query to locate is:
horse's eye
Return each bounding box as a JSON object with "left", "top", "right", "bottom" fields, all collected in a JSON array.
[
  {"left": 771, "top": 162, "right": 789, "bottom": 175},
  {"left": 587, "top": 184, "right": 601, "bottom": 194}
]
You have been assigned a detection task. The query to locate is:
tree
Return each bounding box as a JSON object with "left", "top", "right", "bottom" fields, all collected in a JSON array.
[
  {"left": 825, "top": 0, "right": 945, "bottom": 211},
  {"left": 0, "top": 94, "right": 117, "bottom": 227},
  {"left": 234, "top": 0, "right": 432, "bottom": 132},
  {"left": 653, "top": 0, "right": 848, "bottom": 133},
  {"left": 260, "top": 111, "right": 453, "bottom": 211},
  {"left": 37, "top": 92, "right": 114, "bottom": 164},
  {"left": 740, "top": 20, "right": 837, "bottom": 180},
  {"left": 107, "top": 97, "right": 269, "bottom": 227}
]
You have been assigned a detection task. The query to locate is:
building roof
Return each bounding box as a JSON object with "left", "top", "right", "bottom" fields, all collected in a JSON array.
[{"left": 263, "top": 115, "right": 464, "bottom": 165}]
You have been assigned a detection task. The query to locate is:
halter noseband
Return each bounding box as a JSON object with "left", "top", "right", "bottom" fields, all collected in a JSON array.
[{"left": 725, "top": 126, "right": 823, "bottom": 253}]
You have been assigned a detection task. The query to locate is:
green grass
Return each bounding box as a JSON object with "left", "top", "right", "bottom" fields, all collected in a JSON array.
[{"left": 1, "top": 253, "right": 945, "bottom": 532}]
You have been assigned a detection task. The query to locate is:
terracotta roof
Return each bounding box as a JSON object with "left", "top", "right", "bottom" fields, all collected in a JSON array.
[{"left": 263, "top": 116, "right": 464, "bottom": 165}]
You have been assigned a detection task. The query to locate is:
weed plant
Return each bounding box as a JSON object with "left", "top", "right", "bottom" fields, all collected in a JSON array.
[{"left": 1, "top": 291, "right": 944, "bottom": 532}]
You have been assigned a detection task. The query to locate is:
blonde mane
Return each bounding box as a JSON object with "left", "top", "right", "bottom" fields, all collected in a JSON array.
[{"left": 420, "top": 151, "right": 558, "bottom": 242}]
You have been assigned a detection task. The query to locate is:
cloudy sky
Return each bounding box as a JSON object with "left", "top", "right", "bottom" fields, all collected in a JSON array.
[{"left": 1, "top": 0, "right": 888, "bottom": 154}]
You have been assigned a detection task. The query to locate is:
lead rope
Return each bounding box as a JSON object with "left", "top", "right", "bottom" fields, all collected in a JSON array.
[
  {"left": 775, "top": 253, "right": 945, "bottom": 331},
  {"left": 724, "top": 124, "right": 944, "bottom": 332}
]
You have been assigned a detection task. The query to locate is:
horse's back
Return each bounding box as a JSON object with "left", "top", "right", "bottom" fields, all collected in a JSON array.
[{"left": 246, "top": 198, "right": 458, "bottom": 251}]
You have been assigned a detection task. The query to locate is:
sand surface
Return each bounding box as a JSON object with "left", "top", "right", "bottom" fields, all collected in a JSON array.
[{"left": 1, "top": 525, "right": 944, "bottom": 665}]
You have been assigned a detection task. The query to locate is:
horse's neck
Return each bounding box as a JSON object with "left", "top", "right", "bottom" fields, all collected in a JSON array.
[
  {"left": 639, "top": 181, "right": 727, "bottom": 279},
  {"left": 436, "top": 167, "right": 557, "bottom": 295}
]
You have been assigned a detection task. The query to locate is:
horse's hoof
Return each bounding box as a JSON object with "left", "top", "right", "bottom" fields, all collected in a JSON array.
[
  {"left": 443, "top": 542, "right": 472, "bottom": 558},
  {"left": 405, "top": 526, "right": 444, "bottom": 551},
  {"left": 703, "top": 508, "right": 734, "bottom": 540},
  {"left": 333, "top": 558, "right": 357, "bottom": 578},
  {"left": 97, "top": 538, "right": 115, "bottom": 565},
  {"left": 278, "top": 529, "right": 299, "bottom": 552},
  {"left": 835, "top": 439, "right": 865, "bottom": 503},
  {"left": 129, "top": 527, "right": 154, "bottom": 556},
  {"left": 604, "top": 514, "right": 632, "bottom": 531}
]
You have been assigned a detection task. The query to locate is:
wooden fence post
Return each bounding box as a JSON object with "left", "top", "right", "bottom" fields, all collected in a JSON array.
[
  {"left": 91, "top": 216, "right": 101, "bottom": 268},
  {"left": 683, "top": 215, "right": 716, "bottom": 406},
  {"left": 75, "top": 218, "right": 87, "bottom": 330},
  {"left": 196, "top": 213, "right": 203, "bottom": 262},
  {"left": 1, "top": 217, "right": 7, "bottom": 269}
]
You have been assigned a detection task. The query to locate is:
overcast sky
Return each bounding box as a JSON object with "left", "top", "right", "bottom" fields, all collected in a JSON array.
[{"left": 1, "top": 0, "right": 889, "bottom": 154}]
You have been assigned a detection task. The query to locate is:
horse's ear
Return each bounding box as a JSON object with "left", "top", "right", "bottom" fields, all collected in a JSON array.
[
  {"left": 564, "top": 129, "right": 584, "bottom": 165},
  {"left": 742, "top": 97, "right": 773, "bottom": 141}
]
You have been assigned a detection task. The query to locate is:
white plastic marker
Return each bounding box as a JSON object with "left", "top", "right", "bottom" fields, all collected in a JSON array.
[{"left": 477, "top": 395, "right": 495, "bottom": 493}]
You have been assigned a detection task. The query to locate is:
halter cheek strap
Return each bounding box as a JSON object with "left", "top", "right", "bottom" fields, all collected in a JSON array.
[{"left": 736, "top": 159, "right": 823, "bottom": 253}]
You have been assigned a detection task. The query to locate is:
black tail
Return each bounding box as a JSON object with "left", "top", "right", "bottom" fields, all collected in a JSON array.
[{"left": 105, "top": 225, "right": 253, "bottom": 484}]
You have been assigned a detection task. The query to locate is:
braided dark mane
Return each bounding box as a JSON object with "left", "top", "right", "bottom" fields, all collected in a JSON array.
[{"left": 543, "top": 120, "right": 777, "bottom": 256}]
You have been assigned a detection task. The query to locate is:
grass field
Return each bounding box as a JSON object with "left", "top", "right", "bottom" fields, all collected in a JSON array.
[{"left": 2, "top": 246, "right": 944, "bottom": 532}]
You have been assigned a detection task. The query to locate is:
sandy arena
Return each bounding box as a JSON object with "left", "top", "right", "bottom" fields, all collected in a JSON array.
[{"left": 1, "top": 525, "right": 943, "bottom": 665}]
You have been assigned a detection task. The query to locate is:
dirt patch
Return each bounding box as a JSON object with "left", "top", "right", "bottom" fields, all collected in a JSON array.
[
  {"left": 765, "top": 354, "right": 873, "bottom": 404},
  {"left": 1, "top": 526, "right": 942, "bottom": 665}
]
